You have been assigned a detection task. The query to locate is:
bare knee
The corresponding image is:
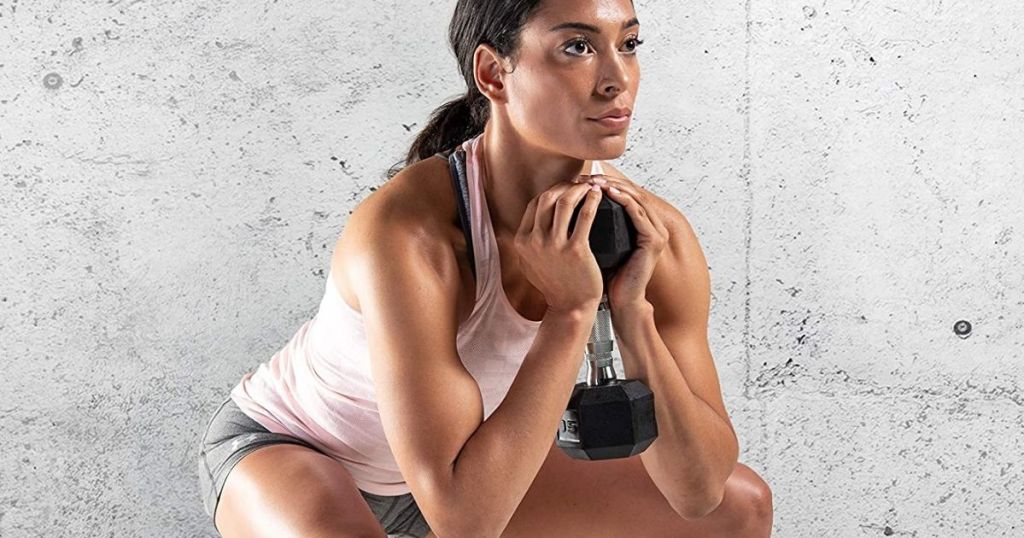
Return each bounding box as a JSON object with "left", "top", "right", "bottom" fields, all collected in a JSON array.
[{"left": 734, "top": 463, "right": 774, "bottom": 535}]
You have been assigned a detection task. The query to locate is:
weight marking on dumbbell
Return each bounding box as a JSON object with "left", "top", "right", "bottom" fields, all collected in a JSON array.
[{"left": 558, "top": 410, "right": 580, "bottom": 444}]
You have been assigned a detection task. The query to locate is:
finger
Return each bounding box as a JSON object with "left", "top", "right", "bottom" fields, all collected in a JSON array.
[
  {"left": 569, "top": 184, "right": 604, "bottom": 246},
  {"left": 605, "top": 187, "right": 659, "bottom": 239},
  {"left": 552, "top": 183, "right": 598, "bottom": 240},
  {"left": 590, "top": 175, "right": 643, "bottom": 200},
  {"left": 581, "top": 173, "right": 628, "bottom": 183},
  {"left": 517, "top": 196, "right": 539, "bottom": 238},
  {"left": 646, "top": 202, "right": 670, "bottom": 239},
  {"left": 591, "top": 176, "right": 652, "bottom": 221},
  {"left": 534, "top": 180, "right": 584, "bottom": 239},
  {"left": 610, "top": 182, "right": 666, "bottom": 239}
]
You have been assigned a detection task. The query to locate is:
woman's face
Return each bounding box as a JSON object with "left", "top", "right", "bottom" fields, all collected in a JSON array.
[{"left": 497, "top": 0, "right": 641, "bottom": 160}]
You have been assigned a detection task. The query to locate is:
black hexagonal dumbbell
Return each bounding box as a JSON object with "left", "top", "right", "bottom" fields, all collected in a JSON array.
[{"left": 555, "top": 193, "right": 658, "bottom": 460}]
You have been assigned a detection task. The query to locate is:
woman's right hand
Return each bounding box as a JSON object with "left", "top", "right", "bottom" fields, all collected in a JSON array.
[{"left": 514, "top": 178, "right": 605, "bottom": 316}]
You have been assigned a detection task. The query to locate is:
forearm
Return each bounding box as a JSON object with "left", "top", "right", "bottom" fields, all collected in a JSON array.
[
  {"left": 447, "top": 306, "right": 596, "bottom": 536},
  {"left": 611, "top": 301, "right": 739, "bottom": 518}
]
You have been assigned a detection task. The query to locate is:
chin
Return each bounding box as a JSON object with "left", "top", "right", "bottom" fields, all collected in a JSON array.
[
  {"left": 543, "top": 130, "right": 628, "bottom": 161},
  {"left": 583, "top": 135, "right": 628, "bottom": 160}
]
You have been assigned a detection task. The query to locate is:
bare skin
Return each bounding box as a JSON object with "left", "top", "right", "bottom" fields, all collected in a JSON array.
[
  {"left": 214, "top": 1, "right": 775, "bottom": 536},
  {"left": 215, "top": 441, "right": 771, "bottom": 537},
  {"left": 470, "top": 0, "right": 643, "bottom": 242},
  {"left": 214, "top": 444, "right": 388, "bottom": 538},
  {"left": 215, "top": 178, "right": 776, "bottom": 535},
  {"left": 489, "top": 442, "right": 772, "bottom": 537},
  {"left": 213, "top": 146, "right": 775, "bottom": 538}
]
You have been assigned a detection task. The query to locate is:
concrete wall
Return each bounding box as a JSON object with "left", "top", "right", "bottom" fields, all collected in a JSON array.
[{"left": 2, "top": 0, "right": 1020, "bottom": 536}]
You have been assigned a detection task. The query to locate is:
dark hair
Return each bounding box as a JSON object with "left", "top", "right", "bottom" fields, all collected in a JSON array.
[{"left": 384, "top": 0, "right": 546, "bottom": 180}]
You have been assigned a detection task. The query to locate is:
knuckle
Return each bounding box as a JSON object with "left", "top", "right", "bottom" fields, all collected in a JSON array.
[
  {"left": 556, "top": 196, "right": 575, "bottom": 209},
  {"left": 570, "top": 241, "right": 590, "bottom": 256}
]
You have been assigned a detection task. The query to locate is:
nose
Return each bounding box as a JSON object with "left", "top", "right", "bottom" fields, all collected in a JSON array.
[{"left": 597, "top": 53, "right": 633, "bottom": 97}]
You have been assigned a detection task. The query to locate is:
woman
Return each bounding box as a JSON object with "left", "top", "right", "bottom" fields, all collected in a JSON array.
[{"left": 196, "top": 0, "right": 774, "bottom": 536}]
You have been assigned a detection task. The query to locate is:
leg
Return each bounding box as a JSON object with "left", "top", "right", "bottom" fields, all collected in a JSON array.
[
  {"left": 498, "top": 441, "right": 773, "bottom": 537},
  {"left": 216, "top": 443, "right": 388, "bottom": 538},
  {"left": 711, "top": 461, "right": 774, "bottom": 537}
]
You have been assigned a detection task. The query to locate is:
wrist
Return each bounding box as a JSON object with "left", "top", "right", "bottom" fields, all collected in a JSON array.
[
  {"left": 611, "top": 299, "right": 654, "bottom": 316},
  {"left": 544, "top": 301, "right": 600, "bottom": 323},
  {"left": 610, "top": 300, "right": 655, "bottom": 330}
]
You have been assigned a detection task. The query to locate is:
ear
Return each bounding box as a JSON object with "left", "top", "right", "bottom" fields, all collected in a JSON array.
[{"left": 473, "top": 43, "right": 511, "bottom": 105}]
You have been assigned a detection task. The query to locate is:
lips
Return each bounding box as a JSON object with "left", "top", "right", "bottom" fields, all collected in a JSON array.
[
  {"left": 589, "top": 107, "right": 632, "bottom": 120},
  {"left": 588, "top": 113, "right": 631, "bottom": 130}
]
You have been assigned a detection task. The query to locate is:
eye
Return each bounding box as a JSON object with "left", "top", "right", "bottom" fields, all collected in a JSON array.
[
  {"left": 563, "top": 35, "right": 646, "bottom": 57},
  {"left": 625, "top": 36, "right": 645, "bottom": 52},
  {"left": 563, "top": 37, "right": 592, "bottom": 56}
]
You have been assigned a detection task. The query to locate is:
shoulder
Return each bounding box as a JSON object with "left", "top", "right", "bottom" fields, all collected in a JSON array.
[
  {"left": 355, "top": 156, "right": 457, "bottom": 230},
  {"left": 330, "top": 156, "right": 464, "bottom": 307},
  {"left": 338, "top": 155, "right": 460, "bottom": 256}
]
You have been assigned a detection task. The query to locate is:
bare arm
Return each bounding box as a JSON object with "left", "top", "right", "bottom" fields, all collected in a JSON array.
[
  {"left": 446, "top": 306, "right": 595, "bottom": 536},
  {"left": 349, "top": 205, "right": 596, "bottom": 537}
]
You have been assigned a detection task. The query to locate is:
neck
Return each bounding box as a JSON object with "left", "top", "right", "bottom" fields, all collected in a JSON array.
[{"left": 479, "top": 121, "right": 599, "bottom": 239}]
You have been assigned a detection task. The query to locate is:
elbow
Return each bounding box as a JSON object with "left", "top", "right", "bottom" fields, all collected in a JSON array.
[
  {"left": 432, "top": 495, "right": 511, "bottom": 538},
  {"left": 674, "top": 487, "right": 726, "bottom": 521},
  {"left": 424, "top": 506, "right": 471, "bottom": 538},
  {"left": 436, "top": 495, "right": 509, "bottom": 538},
  {"left": 423, "top": 485, "right": 505, "bottom": 538}
]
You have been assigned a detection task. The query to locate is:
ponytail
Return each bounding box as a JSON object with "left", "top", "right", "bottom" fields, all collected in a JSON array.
[
  {"left": 385, "top": 89, "right": 489, "bottom": 180},
  {"left": 382, "top": 0, "right": 546, "bottom": 181}
]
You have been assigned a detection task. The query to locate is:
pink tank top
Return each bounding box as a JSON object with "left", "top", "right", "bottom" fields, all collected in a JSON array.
[{"left": 230, "top": 133, "right": 605, "bottom": 495}]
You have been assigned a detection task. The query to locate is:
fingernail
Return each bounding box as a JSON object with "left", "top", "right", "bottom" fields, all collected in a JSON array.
[
  {"left": 610, "top": 186, "right": 621, "bottom": 194},
  {"left": 590, "top": 184, "right": 601, "bottom": 191}
]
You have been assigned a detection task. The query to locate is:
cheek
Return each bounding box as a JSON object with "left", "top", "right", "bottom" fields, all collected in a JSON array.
[{"left": 507, "top": 72, "right": 587, "bottom": 132}]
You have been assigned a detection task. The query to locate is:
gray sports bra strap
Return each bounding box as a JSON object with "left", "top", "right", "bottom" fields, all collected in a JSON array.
[{"left": 445, "top": 147, "right": 476, "bottom": 281}]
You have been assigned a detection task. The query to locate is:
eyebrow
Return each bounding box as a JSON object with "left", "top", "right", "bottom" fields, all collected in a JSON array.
[{"left": 548, "top": 17, "right": 640, "bottom": 34}]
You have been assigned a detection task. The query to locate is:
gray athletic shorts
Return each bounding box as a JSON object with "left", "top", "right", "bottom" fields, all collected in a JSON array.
[{"left": 196, "top": 395, "right": 431, "bottom": 537}]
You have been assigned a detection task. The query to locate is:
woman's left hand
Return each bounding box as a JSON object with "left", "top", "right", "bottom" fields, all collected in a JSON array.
[{"left": 583, "top": 174, "right": 670, "bottom": 311}]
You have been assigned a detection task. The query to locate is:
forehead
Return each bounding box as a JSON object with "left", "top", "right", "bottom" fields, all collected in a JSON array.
[{"left": 529, "top": 0, "right": 637, "bottom": 33}]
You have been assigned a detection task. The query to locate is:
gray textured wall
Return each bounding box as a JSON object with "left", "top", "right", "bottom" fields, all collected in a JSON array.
[{"left": 2, "top": 0, "right": 1021, "bottom": 536}]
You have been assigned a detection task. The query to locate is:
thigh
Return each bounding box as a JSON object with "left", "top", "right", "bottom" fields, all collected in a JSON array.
[
  {"left": 500, "top": 441, "right": 756, "bottom": 538},
  {"left": 216, "top": 443, "right": 388, "bottom": 538},
  {"left": 195, "top": 396, "right": 387, "bottom": 537}
]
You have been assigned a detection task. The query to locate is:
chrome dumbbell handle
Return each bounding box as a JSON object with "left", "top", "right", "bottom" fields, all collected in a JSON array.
[{"left": 584, "top": 294, "right": 619, "bottom": 387}]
